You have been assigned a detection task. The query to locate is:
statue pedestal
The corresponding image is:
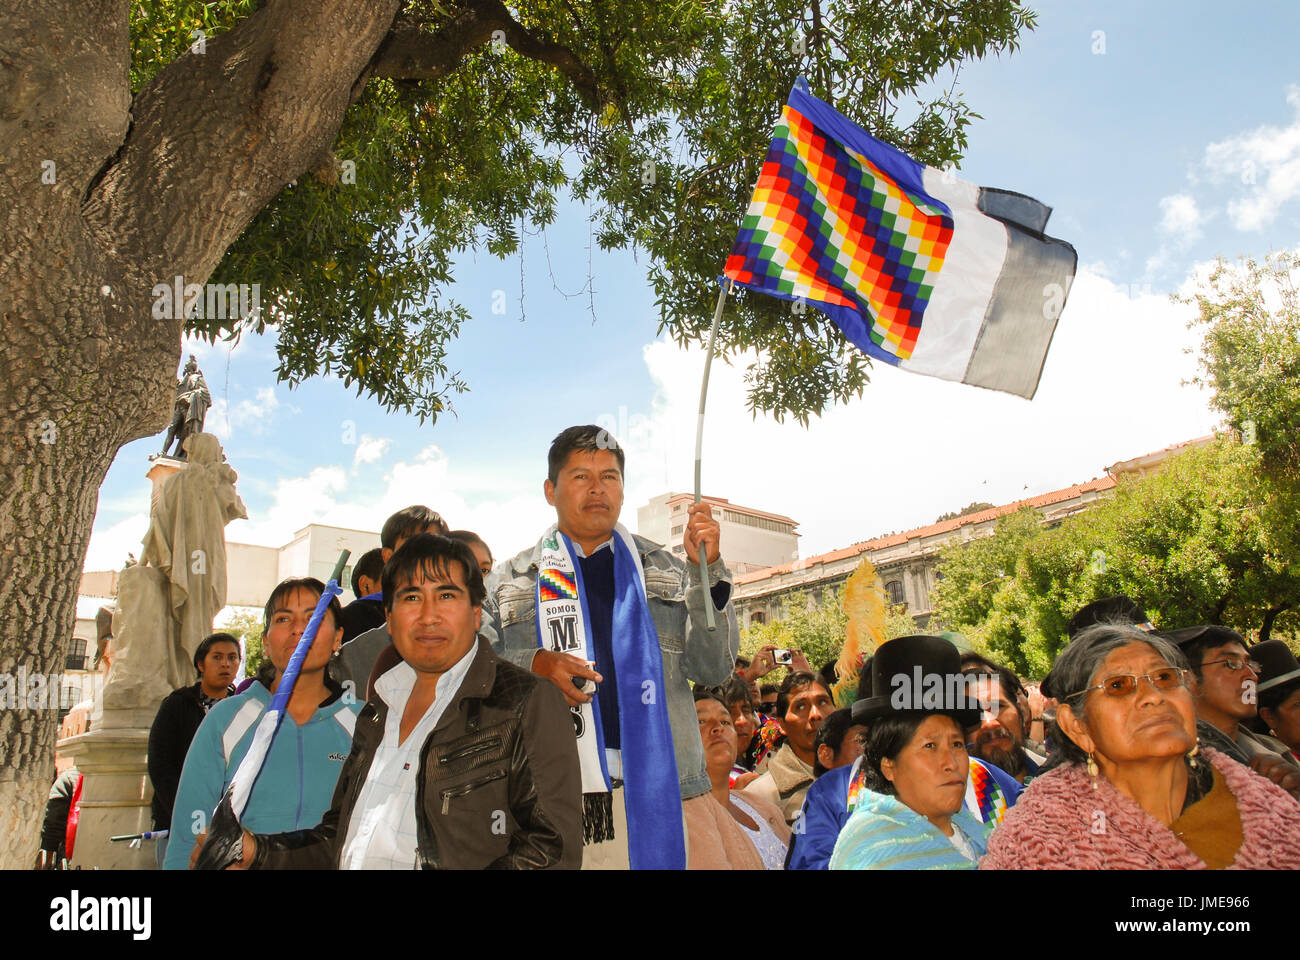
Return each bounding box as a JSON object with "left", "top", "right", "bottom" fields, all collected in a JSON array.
[
  {"left": 146, "top": 457, "right": 185, "bottom": 513},
  {"left": 57, "top": 719, "right": 158, "bottom": 870}
]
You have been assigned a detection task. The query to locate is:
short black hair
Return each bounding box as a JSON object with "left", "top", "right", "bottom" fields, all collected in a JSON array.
[
  {"left": 818, "top": 658, "right": 838, "bottom": 693},
  {"left": 860, "top": 712, "right": 932, "bottom": 795},
  {"left": 380, "top": 505, "right": 448, "bottom": 550},
  {"left": 775, "top": 670, "right": 830, "bottom": 718},
  {"left": 350, "top": 547, "right": 385, "bottom": 597},
  {"left": 262, "top": 577, "right": 344, "bottom": 636},
  {"left": 735, "top": 655, "right": 751, "bottom": 669},
  {"left": 759, "top": 683, "right": 779, "bottom": 699},
  {"left": 1180, "top": 629, "right": 1248, "bottom": 684},
  {"left": 193, "top": 632, "right": 240, "bottom": 675},
  {"left": 693, "top": 686, "right": 729, "bottom": 711},
  {"left": 382, "top": 533, "right": 486, "bottom": 612},
  {"left": 701, "top": 675, "right": 753, "bottom": 710},
  {"left": 446, "top": 529, "right": 492, "bottom": 565},
  {"left": 959, "top": 652, "right": 1027, "bottom": 712},
  {"left": 813, "top": 707, "right": 860, "bottom": 778},
  {"left": 547, "top": 425, "right": 625, "bottom": 484}
]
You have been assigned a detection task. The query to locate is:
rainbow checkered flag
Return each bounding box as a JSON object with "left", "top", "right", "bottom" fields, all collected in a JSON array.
[{"left": 724, "top": 80, "right": 1076, "bottom": 399}]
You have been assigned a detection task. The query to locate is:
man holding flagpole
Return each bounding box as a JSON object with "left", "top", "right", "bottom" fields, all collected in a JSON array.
[{"left": 481, "top": 425, "right": 738, "bottom": 869}]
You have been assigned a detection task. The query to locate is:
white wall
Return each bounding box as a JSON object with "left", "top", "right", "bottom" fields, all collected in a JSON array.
[{"left": 226, "top": 541, "right": 280, "bottom": 607}]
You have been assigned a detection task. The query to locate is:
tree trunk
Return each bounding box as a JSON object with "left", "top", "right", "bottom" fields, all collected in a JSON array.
[
  {"left": 1259, "top": 605, "right": 1289, "bottom": 643},
  {"left": 0, "top": 0, "right": 402, "bottom": 869},
  {"left": 0, "top": 0, "right": 593, "bottom": 868}
]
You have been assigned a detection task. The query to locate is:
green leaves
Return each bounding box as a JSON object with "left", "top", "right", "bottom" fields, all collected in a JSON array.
[
  {"left": 139, "top": 0, "right": 1036, "bottom": 422},
  {"left": 130, "top": 0, "right": 259, "bottom": 91},
  {"left": 927, "top": 257, "right": 1300, "bottom": 669},
  {"left": 740, "top": 584, "right": 915, "bottom": 684},
  {"left": 1181, "top": 252, "right": 1300, "bottom": 477},
  {"left": 930, "top": 439, "right": 1300, "bottom": 676}
]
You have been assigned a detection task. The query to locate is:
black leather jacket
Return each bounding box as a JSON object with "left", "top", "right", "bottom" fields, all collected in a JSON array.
[{"left": 253, "top": 637, "right": 582, "bottom": 869}]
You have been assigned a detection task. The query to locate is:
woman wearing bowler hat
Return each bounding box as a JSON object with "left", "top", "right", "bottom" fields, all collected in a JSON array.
[
  {"left": 1255, "top": 639, "right": 1300, "bottom": 762},
  {"left": 829, "top": 635, "right": 988, "bottom": 870}
]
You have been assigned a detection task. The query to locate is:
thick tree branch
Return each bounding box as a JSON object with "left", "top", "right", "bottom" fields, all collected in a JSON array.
[
  {"left": 81, "top": 0, "right": 403, "bottom": 322},
  {"left": 371, "top": 0, "right": 604, "bottom": 111}
]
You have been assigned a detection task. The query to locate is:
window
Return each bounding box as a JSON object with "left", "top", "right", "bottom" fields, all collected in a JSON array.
[
  {"left": 671, "top": 524, "right": 684, "bottom": 535},
  {"left": 749, "top": 611, "right": 766, "bottom": 626},
  {"left": 886, "top": 580, "right": 904, "bottom": 604},
  {"left": 673, "top": 544, "right": 686, "bottom": 555},
  {"left": 721, "top": 510, "right": 794, "bottom": 535}
]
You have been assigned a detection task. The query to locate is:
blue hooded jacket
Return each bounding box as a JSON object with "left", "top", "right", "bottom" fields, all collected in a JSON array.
[{"left": 163, "top": 680, "right": 358, "bottom": 870}]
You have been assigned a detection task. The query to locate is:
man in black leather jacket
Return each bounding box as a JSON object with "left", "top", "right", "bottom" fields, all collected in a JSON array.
[{"left": 228, "top": 534, "right": 583, "bottom": 869}]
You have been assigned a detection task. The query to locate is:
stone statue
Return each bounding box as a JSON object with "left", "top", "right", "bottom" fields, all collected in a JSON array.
[
  {"left": 157, "top": 355, "right": 212, "bottom": 460},
  {"left": 137, "top": 432, "right": 247, "bottom": 690},
  {"left": 93, "top": 604, "right": 115, "bottom": 670}
]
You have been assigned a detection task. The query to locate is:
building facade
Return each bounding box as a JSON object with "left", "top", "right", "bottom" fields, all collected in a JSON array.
[
  {"left": 637, "top": 493, "right": 799, "bottom": 575},
  {"left": 732, "top": 436, "right": 1215, "bottom": 632}
]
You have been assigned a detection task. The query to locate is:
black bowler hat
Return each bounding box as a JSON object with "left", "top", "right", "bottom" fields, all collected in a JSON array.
[
  {"left": 1253, "top": 640, "right": 1300, "bottom": 695},
  {"left": 1159, "top": 624, "right": 1244, "bottom": 651},
  {"left": 851, "top": 635, "right": 981, "bottom": 728},
  {"left": 1068, "top": 596, "right": 1152, "bottom": 637}
]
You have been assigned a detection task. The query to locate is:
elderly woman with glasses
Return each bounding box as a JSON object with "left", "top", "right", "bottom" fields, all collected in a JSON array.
[{"left": 981, "top": 623, "right": 1300, "bottom": 870}]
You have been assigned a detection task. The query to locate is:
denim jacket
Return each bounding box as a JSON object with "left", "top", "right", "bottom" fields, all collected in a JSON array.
[{"left": 478, "top": 532, "right": 738, "bottom": 801}]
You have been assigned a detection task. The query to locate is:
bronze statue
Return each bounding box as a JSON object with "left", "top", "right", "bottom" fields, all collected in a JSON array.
[{"left": 158, "top": 355, "right": 212, "bottom": 460}]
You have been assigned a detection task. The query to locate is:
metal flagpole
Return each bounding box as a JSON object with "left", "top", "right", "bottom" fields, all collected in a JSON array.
[{"left": 693, "top": 281, "right": 733, "bottom": 632}]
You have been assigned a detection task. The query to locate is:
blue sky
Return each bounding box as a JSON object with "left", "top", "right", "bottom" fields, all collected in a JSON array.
[{"left": 86, "top": 0, "right": 1300, "bottom": 573}]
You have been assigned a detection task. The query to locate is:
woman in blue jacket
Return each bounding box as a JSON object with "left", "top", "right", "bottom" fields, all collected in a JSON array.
[
  {"left": 165, "top": 577, "right": 360, "bottom": 869},
  {"left": 829, "top": 636, "right": 995, "bottom": 870}
]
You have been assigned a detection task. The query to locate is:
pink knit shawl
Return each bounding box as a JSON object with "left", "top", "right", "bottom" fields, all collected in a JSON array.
[{"left": 980, "top": 748, "right": 1300, "bottom": 869}]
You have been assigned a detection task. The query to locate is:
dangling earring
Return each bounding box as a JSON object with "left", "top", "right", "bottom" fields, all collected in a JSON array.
[
  {"left": 1187, "top": 743, "right": 1200, "bottom": 770},
  {"left": 1087, "top": 752, "right": 1099, "bottom": 790}
]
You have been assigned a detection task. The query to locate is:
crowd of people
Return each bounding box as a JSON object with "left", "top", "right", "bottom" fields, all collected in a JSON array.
[{"left": 120, "top": 424, "right": 1300, "bottom": 870}]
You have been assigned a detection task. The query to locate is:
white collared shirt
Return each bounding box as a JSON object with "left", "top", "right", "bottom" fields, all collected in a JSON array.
[{"left": 339, "top": 648, "right": 476, "bottom": 869}]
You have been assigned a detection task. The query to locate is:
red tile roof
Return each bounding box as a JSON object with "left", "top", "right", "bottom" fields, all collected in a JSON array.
[{"left": 734, "top": 475, "right": 1117, "bottom": 586}]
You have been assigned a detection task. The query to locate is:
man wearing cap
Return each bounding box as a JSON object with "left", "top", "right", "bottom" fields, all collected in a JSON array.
[
  {"left": 1254, "top": 639, "right": 1300, "bottom": 762},
  {"left": 1164, "top": 624, "right": 1300, "bottom": 800},
  {"left": 1067, "top": 595, "right": 1154, "bottom": 636}
]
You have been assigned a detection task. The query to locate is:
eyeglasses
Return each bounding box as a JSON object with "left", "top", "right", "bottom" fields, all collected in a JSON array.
[
  {"left": 1064, "top": 667, "right": 1189, "bottom": 701},
  {"left": 1200, "top": 657, "right": 1261, "bottom": 674}
]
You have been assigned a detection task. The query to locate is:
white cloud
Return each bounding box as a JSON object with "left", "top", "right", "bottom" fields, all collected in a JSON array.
[
  {"left": 205, "top": 396, "right": 233, "bottom": 440},
  {"left": 1146, "top": 194, "right": 1209, "bottom": 277},
  {"left": 182, "top": 328, "right": 268, "bottom": 366},
  {"left": 1157, "top": 193, "right": 1203, "bottom": 240},
  {"left": 621, "top": 264, "right": 1218, "bottom": 559},
  {"left": 352, "top": 434, "right": 392, "bottom": 470},
  {"left": 199, "top": 386, "right": 287, "bottom": 441},
  {"left": 221, "top": 448, "right": 548, "bottom": 565},
  {"left": 231, "top": 387, "right": 281, "bottom": 429},
  {"left": 83, "top": 512, "right": 150, "bottom": 571},
  {"left": 1202, "top": 84, "right": 1300, "bottom": 231}
]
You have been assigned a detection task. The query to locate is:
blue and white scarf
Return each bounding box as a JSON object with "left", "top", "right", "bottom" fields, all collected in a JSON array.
[{"left": 534, "top": 523, "right": 685, "bottom": 869}]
